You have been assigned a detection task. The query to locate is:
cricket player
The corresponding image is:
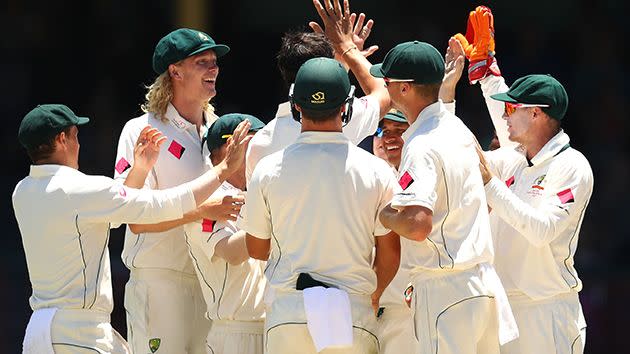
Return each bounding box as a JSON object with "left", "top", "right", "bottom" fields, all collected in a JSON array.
[
  {"left": 243, "top": 57, "right": 401, "bottom": 354},
  {"left": 245, "top": 1, "right": 389, "bottom": 183},
  {"left": 375, "top": 40, "right": 518, "bottom": 354},
  {"left": 452, "top": 7, "right": 592, "bottom": 353},
  {"left": 183, "top": 113, "right": 267, "bottom": 354},
  {"left": 115, "top": 28, "right": 238, "bottom": 354},
  {"left": 454, "top": 6, "right": 593, "bottom": 353},
  {"left": 13, "top": 104, "right": 251, "bottom": 353}
]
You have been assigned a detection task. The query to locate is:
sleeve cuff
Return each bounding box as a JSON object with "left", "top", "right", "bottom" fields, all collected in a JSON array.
[{"left": 390, "top": 198, "right": 434, "bottom": 213}]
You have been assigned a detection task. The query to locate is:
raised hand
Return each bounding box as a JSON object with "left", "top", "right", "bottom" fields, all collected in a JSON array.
[
  {"left": 311, "top": 0, "right": 355, "bottom": 53},
  {"left": 439, "top": 37, "right": 466, "bottom": 102},
  {"left": 222, "top": 120, "right": 252, "bottom": 176},
  {"left": 133, "top": 125, "right": 167, "bottom": 173}
]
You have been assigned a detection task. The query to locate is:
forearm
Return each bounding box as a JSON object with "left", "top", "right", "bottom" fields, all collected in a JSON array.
[
  {"left": 479, "top": 75, "right": 517, "bottom": 148},
  {"left": 186, "top": 161, "right": 231, "bottom": 205},
  {"left": 129, "top": 209, "right": 200, "bottom": 234},
  {"left": 485, "top": 177, "right": 560, "bottom": 247},
  {"left": 439, "top": 83, "right": 457, "bottom": 103},
  {"left": 340, "top": 44, "right": 390, "bottom": 117},
  {"left": 380, "top": 206, "right": 432, "bottom": 242},
  {"left": 373, "top": 234, "right": 401, "bottom": 295},
  {"left": 123, "top": 166, "right": 150, "bottom": 189},
  {"left": 214, "top": 230, "right": 250, "bottom": 265},
  {"left": 245, "top": 234, "right": 271, "bottom": 260}
]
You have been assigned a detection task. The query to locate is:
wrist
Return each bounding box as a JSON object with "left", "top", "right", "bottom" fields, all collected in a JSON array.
[
  {"left": 214, "top": 161, "right": 231, "bottom": 182},
  {"left": 336, "top": 42, "right": 357, "bottom": 55}
]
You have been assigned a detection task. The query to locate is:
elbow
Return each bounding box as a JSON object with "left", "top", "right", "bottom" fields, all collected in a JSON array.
[
  {"left": 128, "top": 224, "right": 144, "bottom": 234},
  {"left": 248, "top": 250, "right": 269, "bottom": 261},
  {"left": 406, "top": 224, "right": 431, "bottom": 242}
]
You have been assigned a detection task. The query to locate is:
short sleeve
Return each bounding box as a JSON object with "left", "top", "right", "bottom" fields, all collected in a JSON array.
[
  {"left": 390, "top": 145, "right": 439, "bottom": 212},
  {"left": 342, "top": 95, "right": 380, "bottom": 145},
  {"left": 238, "top": 162, "right": 272, "bottom": 240}
]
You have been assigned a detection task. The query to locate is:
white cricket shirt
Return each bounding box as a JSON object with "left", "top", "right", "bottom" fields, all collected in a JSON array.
[
  {"left": 245, "top": 95, "right": 381, "bottom": 183},
  {"left": 12, "top": 165, "right": 195, "bottom": 314},
  {"left": 183, "top": 182, "right": 266, "bottom": 321},
  {"left": 241, "top": 132, "right": 399, "bottom": 295},
  {"left": 484, "top": 131, "right": 593, "bottom": 300},
  {"left": 115, "top": 103, "right": 217, "bottom": 274},
  {"left": 391, "top": 101, "right": 494, "bottom": 273}
]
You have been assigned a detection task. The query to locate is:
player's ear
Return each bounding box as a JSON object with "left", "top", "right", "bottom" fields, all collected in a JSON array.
[{"left": 169, "top": 64, "right": 181, "bottom": 80}]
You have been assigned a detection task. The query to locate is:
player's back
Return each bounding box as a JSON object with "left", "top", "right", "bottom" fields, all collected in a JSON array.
[{"left": 250, "top": 131, "right": 396, "bottom": 295}]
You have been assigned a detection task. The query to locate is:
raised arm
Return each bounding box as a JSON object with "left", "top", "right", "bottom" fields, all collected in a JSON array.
[{"left": 312, "top": 0, "right": 391, "bottom": 118}]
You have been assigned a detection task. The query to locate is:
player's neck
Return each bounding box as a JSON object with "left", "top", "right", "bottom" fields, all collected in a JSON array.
[
  {"left": 401, "top": 98, "right": 437, "bottom": 126},
  {"left": 170, "top": 94, "right": 207, "bottom": 129},
  {"left": 523, "top": 126, "right": 560, "bottom": 160},
  {"left": 301, "top": 117, "right": 342, "bottom": 133}
]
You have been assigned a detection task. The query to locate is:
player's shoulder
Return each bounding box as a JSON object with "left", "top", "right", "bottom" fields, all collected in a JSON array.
[
  {"left": 121, "top": 112, "right": 152, "bottom": 134},
  {"left": 553, "top": 146, "right": 593, "bottom": 182}
]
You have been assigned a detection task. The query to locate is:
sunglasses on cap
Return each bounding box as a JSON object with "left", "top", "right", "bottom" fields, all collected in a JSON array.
[
  {"left": 383, "top": 77, "right": 414, "bottom": 87},
  {"left": 504, "top": 102, "right": 550, "bottom": 116}
]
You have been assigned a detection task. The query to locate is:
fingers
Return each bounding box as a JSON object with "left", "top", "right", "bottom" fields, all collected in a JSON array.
[
  {"left": 354, "top": 12, "right": 365, "bottom": 35},
  {"left": 312, "top": 0, "right": 329, "bottom": 22},
  {"left": 309, "top": 21, "right": 324, "bottom": 33}
]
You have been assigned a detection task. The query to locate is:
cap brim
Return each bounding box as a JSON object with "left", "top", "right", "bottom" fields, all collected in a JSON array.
[
  {"left": 490, "top": 92, "right": 518, "bottom": 103},
  {"left": 190, "top": 44, "right": 231, "bottom": 58},
  {"left": 77, "top": 117, "right": 90, "bottom": 125},
  {"left": 383, "top": 115, "right": 407, "bottom": 123},
  {"left": 369, "top": 64, "right": 385, "bottom": 78}
]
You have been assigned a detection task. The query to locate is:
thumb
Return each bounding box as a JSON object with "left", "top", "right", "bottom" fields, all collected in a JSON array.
[
  {"left": 309, "top": 22, "right": 324, "bottom": 34},
  {"left": 361, "top": 45, "right": 378, "bottom": 58}
]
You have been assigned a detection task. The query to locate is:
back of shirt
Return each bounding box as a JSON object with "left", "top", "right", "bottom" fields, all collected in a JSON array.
[
  {"left": 242, "top": 132, "right": 398, "bottom": 295},
  {"left": 392, "top": 104, "right": 494, "bottom": 273}
]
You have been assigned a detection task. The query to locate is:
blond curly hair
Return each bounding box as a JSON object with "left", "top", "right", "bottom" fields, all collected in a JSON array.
[{"left": 141, "top": 71, "right": 214, "bottom": 123}]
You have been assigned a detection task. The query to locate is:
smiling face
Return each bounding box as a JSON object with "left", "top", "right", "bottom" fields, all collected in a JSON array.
[
  {"left": 381, "top": 119, "right": 409, "bottom": 168},
  {"left": 172, "top": 50, "right": 219, "bottom": 102}
]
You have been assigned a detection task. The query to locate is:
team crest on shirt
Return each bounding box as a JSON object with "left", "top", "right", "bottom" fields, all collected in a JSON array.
[
  {"left": 527, "top": 174, "right": 546, "bottom": 197},
  {"left": 404, "top": 285, "right": 414, "bottom": 308},
  {"left": 148, "top": 338, "right": 161, "bottom": 353}
]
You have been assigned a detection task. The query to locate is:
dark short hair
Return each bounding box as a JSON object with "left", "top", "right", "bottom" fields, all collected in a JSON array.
[
  {"left": 300, "top": 105, "right": 343, "bottom": 123},
  {"left": 25, "top": 126, "right": 73, "bottom": 163},
  {"left": 412, "top": 82, "right": 441, "bottom": 101},
  {"left": 277, "top": 31, "right": 334, "bottom": 87}
]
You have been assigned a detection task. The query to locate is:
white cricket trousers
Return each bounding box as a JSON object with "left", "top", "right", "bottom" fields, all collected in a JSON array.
[
  {"left": 124, "top": 268, "right": 210, "bottom": 354},
  {"left": 500, "top": 291, "right": 586, "bottom": 354},
  {"left": 264, "top": 290, "right": 379, "bottom": 354},
  {"left": 411, "top": 266, "right": 501, "bottom": 354},
  {"left": 51, "top": 309, "right": 129, "bottom": 354},
  {"left": 206, "top": 319, "right": 264, "bottom": 354},
  {"left": 376, "top": 304, "right": 419, "bottom": 354}
]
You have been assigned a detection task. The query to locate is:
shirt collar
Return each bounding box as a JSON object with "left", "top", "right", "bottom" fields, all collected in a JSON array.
[
  {"left": 166, "top": 103, "right": 212, "bottom": 131},
  {"left": 529, "top": 130, "right": 571, "bottom": 166},
  {"left": 276, "top": 101, "right": 292, "bottom": 118},
  {"left": 29, "top": 164, "right": 76, "bottom": 178},
  {"left": 294, "top": 131, "right": 350, "bottom": 145},
  {"left": 402, "top": 100, "right": 444, "bottom": 142}
]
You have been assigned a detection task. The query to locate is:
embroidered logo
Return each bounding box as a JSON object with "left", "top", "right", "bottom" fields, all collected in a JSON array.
[
  {"left": 168, "top": 140, "right": 186, "bottom": 159},
  {"left": 310, "top": 92, "right": 325, "bottom": 104},
  {"left": 398, "top": 171, "right": 414, "bottom": 190},
  {"left": 198, "top": 32, "right": 209, "bottom": 41},
  {"left": 404, "top": 284, "right": 414, "bottom": 308},
  {"left": 557, "top": 188, "right": 575, "bottom": 204},
  {"left": 531, "top": 174, "right": 546, "bottom": 190},
  {"left": 118, "top": 187, "right": 127, "bottom": 197},
  {"left": 149, "top": 338, "right": 161, "bottom": 353},
  {"left": 115, "top": 157, "right": 131, "bottom": 175},
  {"left": 505, "top": 175, "right": 515, "bottom": 188},
  {"left": 171, "top": 117, "right": 187, "bottom": 130},
  {"left": 202, "top": 219, "right": 216, "bottom": 232}
]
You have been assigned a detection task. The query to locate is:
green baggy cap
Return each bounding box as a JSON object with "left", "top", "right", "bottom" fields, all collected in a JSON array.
[
  {"left": 490, "top": 74, "right": 569, "bottom": 120},
  {"left": 370, "top": 41, "right": 445, "bottom": 84},
  {"left": 206, "top": 113, "right": 265, "bottom": 152},
  {"left": 153, "top": 28, "right": 230, "bottom": 74},
  {"left": 18, "top": 104, "right": 90, "bottom": 148},
  {"left": 383, "top": 110, "right": 407, "bottom": 123},
  {"left": 293, "top": 57, "right": 351, "bottom": 111}
]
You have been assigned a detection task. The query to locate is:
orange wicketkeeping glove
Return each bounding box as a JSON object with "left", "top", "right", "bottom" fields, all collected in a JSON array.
[{"left": 453, "top": 5, "right": 501, "bottom": 84}]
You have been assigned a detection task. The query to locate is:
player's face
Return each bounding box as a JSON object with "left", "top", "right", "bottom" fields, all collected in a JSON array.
[
  {"left": 65, "top": 125, "right": 80, "bottom": 169},
  {"left": 381, "top": 119, "right": 409, "bottom": 168},
  {"left": 384, "top": 81, "right": 404, "bottom": 111},
  {"left": 504, "top": 106, "right": 533, "bottom": 143},
  {"left": 176, "top": 50, "right": 219, "bottom": 101}
]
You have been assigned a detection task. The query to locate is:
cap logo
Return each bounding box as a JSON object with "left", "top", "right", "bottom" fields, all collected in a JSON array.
[
  {"left": 198, "top": 32, "right": 209, "bottom": 41},
  {"left": 311, "top": 92, "right": 326, "bottom": 104}
]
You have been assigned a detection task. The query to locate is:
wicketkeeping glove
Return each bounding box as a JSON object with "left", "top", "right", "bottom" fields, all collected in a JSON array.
[{"left": 453, "top": 6, "right": 501, "bottom": 84}]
